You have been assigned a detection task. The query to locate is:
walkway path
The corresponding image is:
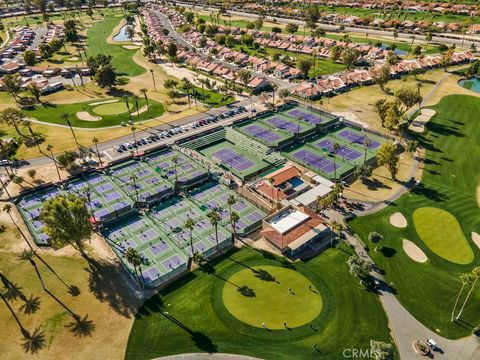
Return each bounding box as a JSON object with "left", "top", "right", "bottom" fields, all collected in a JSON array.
[{"left": 156, "top": 354, "right": 259, "bottom": 360}]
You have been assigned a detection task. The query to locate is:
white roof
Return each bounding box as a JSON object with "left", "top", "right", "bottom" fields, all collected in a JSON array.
[
  {"left": 294, "top": 184, "right": 333, "bottom": 206},
  {"left": 312, "top": 175, "right": 335, "bottom": 188},
  {"left": 267, "top": 209, "right": 310, "bottom": 235}
]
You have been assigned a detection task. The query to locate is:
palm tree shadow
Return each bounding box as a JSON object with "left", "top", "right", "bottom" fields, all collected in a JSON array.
[
  {"left": 22, "top": 327, "right": 46, "bottom": 354},
  {"left": 237, "top": 285, "right": 255, "bottom": 297},
  {"left": 66, "top": 314, "right": 96, "bottom": 337},
  {"left": 86, "top": 258, "right": 139, "bottom": 318}
]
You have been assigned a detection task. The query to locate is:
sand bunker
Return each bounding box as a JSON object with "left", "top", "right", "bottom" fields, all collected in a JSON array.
[
  {"left": 77, "top": 111, "right": 101, "bottom": 121},
  {"left": 409, "top": 108, "right": 436, "bottom": 133},
  {"left": 472, "top": 232, "right": 480, "bottom": 250},
  {"left": 390, "top": 212, "right": 408, "bottom": 228},
  {"left": 68, "top": 56, "right": 79, "bottom": 61},
  {"left": 123, "top": 45, "right": 141, "bottom": 50},
  {"left": 403, "top": 239, "right": 428, "bottom": 263},
  {"left": 89, "top": 99, "right": 119, "bottom": 106}
]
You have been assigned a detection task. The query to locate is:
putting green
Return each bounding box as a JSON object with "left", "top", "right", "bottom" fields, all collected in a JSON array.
[
  {"left": 222, "top": 265, "right": 322, "bottom": 329},
  {"left": 92, "top": 101, "right": 131, "bottom": 115},
  {"left": 413, "top": 207, "right": 474, "bottom": 265}
]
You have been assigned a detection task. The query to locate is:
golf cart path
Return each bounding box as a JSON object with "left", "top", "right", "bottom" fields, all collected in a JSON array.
[
  {"left": 345, "top": 233, "right": 480, "bottom": 360},
  {"left": 156, "top": 354, "right": 259, "bottom": 360}
]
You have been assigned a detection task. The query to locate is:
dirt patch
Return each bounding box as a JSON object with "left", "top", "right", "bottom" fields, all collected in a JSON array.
[
  {"left": 343, "top": 152, "right": 421, "bottom": 203},
  {"left": 390, "top": 212, "right": 408, "bottom": 228},
  {"left": 77, "top": 111, "right": 102, "bottom": 121},
  {"left": 403, "top": 239, "right": 428, "bottom": 263},
  {"left": 409, "top": 108, "right": 436, "bottom": 133},
  {"left": 472, "top": 232, "right": 480, "bottom": 250},
  {"left": 123, "top": 45, "right": 141, "bottom": 50}
]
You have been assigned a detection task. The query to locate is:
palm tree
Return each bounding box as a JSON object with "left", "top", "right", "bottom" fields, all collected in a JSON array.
[
  {"left": 227, "top": 195, "right": 236, "bottom": 216},
  {"left": 0, "top": 174, "right": 12, "bottom": 200},
  {"left": 184, "top": 217, "right": 195, "bottom": 257},
  {"left": 172, "top": 155, "right": 179, "bottom": 188},
  {"left": 230, "top": 211, "right": 240, "bottom": 244},
  {"left": 91, "top": 137, "right": 102, "bottom": 166},
  {"left": 22, "top": 326, "right": 46, "bottom": 354},
  {"left": 207, "top": 209, "right": 221, "bottom": 251},
  {"left": 61, "top": 113, "right": 77, "bottom": 145},
  {"left": 124, "top": 96, "right": 132, "bottom": 122},
  {"left": 129, "top": 174, "right": 139, "bottom": 203},
  {"left": 363, "top": 138, "right": 372, "bottom": 165},
  {"left": 130, "top": 126, "right": 138, "bottom": 155},
  {"left": 124, "top": 247, "right": 142, "bottom": 289},
  {"left": 139, "top": 88, "right": 149, "bottom": 111},
  {"left": 456, "top": 267, "right": 480, "bottom": 320},
  {"left": 150, "top": 69, "right": 157, "bottom": 91},
  {"left": 133, "top": 95, "right": 140, "bottom": 122},
  {"left": 332, "top": 142, "right": 341, "bottom": 182},
  {"left": 46, "top": 145, "right": 61, "bottom": 182},
  {"left": 329, "top": 220, "right": 342, "bottom": 246},
  {"left": 25, "top": 121, "right": 42, "bottom": 154},
  {"left": 451, "top": 273, "right": 472, "bottom": 322}
]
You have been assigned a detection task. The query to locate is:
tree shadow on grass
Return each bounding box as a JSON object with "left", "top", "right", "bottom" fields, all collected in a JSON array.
[
  {"left": 139, "top": 298, "right": 218, "bottom": 353},
  {"left": 86, "top": 258, "right": 138, "bottom": 318},
  {"left": 411, "top": 183, "right": 448, "bottom": 202},
  {"left": 237, "top": 285, "right": 256, "bottom": 297},
  {"left": 379, "top": 247, "right": 396, "bottom": 258},
  {"left": 426, "top": 120, "right": 465, "bottom": 138}
]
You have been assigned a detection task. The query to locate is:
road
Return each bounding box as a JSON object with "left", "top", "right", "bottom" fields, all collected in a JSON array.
[
  {"left": 177, "top": 3, "right": 480, "bottom": 49},
  {"left": 152, "top": 9, "right": 293, "bottom": 89},
  {"left": 21, "top": 97, "right": 259, "bottom": 167}
]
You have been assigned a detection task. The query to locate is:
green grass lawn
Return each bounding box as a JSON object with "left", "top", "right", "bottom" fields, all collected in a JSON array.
[
  {"left": 86, "top": 14, "right": 145, "bottom": 77},
  {"left": 23, "top": 97, "right": 164, "bottom": 128},
  {"left": 413, "top": 207, "right": 474, "bottom": 265},
  {"left": 223, "top": 265, "right": 322, "bottom": 329},
  {"left": 125, "top": 246, "right": 396, "bottom": 360},
  {"left": 349, "top": 94, "right": 480, "bottom": 339},
  {"left": 92, "top": 101, "right": 132, "bottom": 115},
  {"left": 189, "top": 86, "right": 235, "bottom": 108}
]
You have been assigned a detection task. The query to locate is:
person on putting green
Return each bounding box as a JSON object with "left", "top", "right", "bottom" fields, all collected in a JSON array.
[
  {"left": 288, "top": 287, "right": 292, "bottom": 293},
  {"left": 262, "top": 322, "right": 266, "bottom": 329}
]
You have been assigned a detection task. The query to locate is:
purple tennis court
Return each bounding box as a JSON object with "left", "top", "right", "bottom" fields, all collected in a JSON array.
[
  {"left": 292, "top": 149, "right": 339, "bottom": 174},
  {"left": 212, "top": 148, "right": 256, "bottom": 171},
  {"left": 314, "top": 139, "right": 362, "bottom": 161},
  {"left": 337, "top": 129, "right": 381, "bottom": 149},
  {"left": 242, "top": 124, "right": 283, "bottom": 143},
  {"left": 264, "top": 116, "right": 304, "bottom": 133},
  {"left": 285, "top": 108, "right": 324, "bottom": 125}
]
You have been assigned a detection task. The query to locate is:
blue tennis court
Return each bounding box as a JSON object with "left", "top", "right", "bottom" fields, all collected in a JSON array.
[
  {"left": 212, "top": 148, "right": 256, "bottom": 171},
  {"left": 264, "top": 116, "right": 305, "bottom": 133},
  {"left": 285, "top": 108, "right": 324, "bottom": 125},
  {"left": 314, "top": 139, "right": 362, "bottom": 161},
  {"left": 242, "top": 124, "right": 283, "bottom": 142},
  {"left": 337, "top": 129, "right": 381, "bottom": 149},
  {"left": 291, "top": 149, "right": 338, "bottom": 174}
]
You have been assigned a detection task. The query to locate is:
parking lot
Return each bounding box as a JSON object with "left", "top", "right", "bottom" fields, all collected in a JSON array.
[{"left": 104, "top": 105, "right": 251, "bottom": 161}]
